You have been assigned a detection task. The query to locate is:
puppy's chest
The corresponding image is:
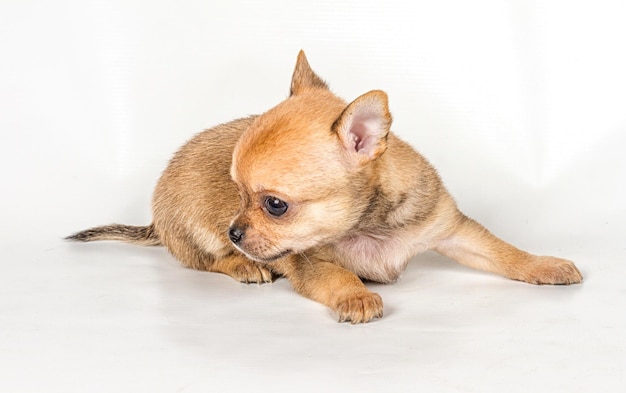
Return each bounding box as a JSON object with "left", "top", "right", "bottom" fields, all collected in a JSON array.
[{"left": 330, "top": 230, "right": 429, "bottom": 283}]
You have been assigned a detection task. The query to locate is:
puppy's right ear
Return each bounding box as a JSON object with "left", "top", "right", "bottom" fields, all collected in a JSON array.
[{"left": 290, "top": 50, "right": 328, "bottom": 96}]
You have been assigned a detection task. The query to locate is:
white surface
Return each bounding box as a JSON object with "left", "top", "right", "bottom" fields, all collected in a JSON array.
[{"left": 1, "top": 1, "right": 625, "bottom": 392}]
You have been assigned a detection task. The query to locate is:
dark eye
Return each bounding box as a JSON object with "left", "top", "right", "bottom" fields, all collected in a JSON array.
[{"left": 264, "top": 196, "right": 288, "bottom": 217}]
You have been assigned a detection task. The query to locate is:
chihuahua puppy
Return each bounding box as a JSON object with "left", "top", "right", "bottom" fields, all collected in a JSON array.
[{"left": 68, "top": 51, "right": 582, "bottom": 323}]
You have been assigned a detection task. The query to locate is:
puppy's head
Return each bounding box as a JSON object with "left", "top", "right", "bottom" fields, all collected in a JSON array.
[{"left": 229, "top": 51, "right": 392, "bottom": 262}]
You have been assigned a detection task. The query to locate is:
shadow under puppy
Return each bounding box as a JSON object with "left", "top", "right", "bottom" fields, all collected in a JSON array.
[{"left": 68, "top": 51, "right": 582, "bottom": 323}]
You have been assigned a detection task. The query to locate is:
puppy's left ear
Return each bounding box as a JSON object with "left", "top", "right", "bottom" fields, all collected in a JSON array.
[{"left": 333, "top": 90, "right": 392, "bottom": 164}]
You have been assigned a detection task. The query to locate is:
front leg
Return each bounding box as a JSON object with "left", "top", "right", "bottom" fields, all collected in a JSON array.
[
  {"left": 270, "top": 255, "right": 383, "bottom": 323},
  {"left": 435, "top": 214, "right": 583, "bottom": 285}
]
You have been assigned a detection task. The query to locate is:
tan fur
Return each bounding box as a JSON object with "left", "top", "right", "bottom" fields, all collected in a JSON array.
[
  {"left": 66, "top": 224, "right": 160, "bottom": 246},
  {"left": 68, "top": 50, "right": 582, "bottom": 323}
]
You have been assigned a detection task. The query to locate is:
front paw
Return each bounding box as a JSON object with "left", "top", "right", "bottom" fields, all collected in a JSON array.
[
  {"left": 333, "top": 291, "right": 383, "bottom": 324},
  {"left": 231, "top": 261, "right": 274, "bottom": 284},
  {"left": 516, "top": 256, "right": 583, "bottom": 285},
  {"left": 212, "top": 255, "right": 274, "bottom": 284}
]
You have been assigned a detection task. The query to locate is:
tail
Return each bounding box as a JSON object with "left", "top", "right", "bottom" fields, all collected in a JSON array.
[{"left": 66, "top": 223, "right": 161, "bottom": 246}]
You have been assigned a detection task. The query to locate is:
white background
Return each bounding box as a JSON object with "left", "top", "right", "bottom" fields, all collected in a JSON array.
[{"left": 1, "top": 0, "right": 625, "bottom": 392}]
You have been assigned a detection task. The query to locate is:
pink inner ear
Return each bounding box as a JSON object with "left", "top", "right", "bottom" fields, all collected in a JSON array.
[{"left": 349, "top": 111, "right": 382, "bottom": 156}]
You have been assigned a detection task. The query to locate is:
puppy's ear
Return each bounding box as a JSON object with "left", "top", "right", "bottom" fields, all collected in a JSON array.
[
  {"left": 290, "top": 50, "right": 328, "bottom": 96},
  {"left": 333, "top": 90, "right": 392, "bottom": 164}
]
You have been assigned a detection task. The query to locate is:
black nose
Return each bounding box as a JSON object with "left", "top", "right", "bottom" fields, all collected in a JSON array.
[{"left": 228, "top": 226, "right": 244, "bottom": 244}]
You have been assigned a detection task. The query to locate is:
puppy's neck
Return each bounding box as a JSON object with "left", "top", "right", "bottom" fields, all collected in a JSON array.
[
  {"left": 352, "top": 143, "right": 404, "bottom": 232},
  {"left": 351, "top": 133, "right": 442, "bottom": 235}
]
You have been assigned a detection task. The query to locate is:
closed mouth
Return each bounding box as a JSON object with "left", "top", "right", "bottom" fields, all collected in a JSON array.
[
  {"left": 253, "top": 249, "right": 292, "bottom": 263},
  {"left": 233, "top": 244, "right": 292, "bottom": 263}
]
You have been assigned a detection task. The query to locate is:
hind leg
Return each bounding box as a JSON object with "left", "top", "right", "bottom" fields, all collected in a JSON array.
[{"left": 436, "top": 215, "right": 582, "bottom": 285}]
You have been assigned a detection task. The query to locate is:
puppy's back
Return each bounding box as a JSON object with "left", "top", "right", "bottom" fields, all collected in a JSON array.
[{"left": 152, "top": 116, "right": 257, "bottom": 252}]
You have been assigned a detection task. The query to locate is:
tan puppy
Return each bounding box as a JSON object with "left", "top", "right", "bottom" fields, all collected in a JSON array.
[{"left": 68, "top": 51, "right": 582, "bottom": 323}]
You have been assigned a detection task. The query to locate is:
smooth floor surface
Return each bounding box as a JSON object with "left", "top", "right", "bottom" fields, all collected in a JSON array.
[
  {"left": 2, "top": 230, "right": 624, "bottom": 392},
  {"left": 2, "top": 1, "right": 625, "bottom": 391}
]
